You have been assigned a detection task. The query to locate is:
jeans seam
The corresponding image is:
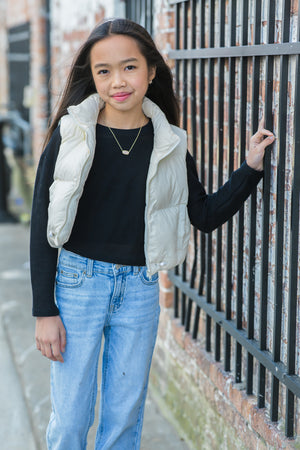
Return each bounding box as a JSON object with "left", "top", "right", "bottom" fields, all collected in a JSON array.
[
  {"left": 47, "top": 363, "right": 57, "bottom": 449},
  {"left": 84, "top": 347, "right": 100, "bottom": 444},
  {"left": 97, "top": 327, "right": 111, "bottom": 445},
  {"left": 112, "top": 274, "right": 127, "bottom": 314}
]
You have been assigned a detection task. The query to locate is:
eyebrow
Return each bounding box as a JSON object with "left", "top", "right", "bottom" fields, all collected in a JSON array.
[{"left": 94, "top": 57, "right": 139, "bottom": 69}]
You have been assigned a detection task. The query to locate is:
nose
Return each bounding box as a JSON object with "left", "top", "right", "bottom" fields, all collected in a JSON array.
[{"left": 112, "top": 70, "right": 126, "bottom": 88}]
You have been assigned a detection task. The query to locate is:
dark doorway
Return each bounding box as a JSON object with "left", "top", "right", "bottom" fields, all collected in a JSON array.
[{"left": 8, "top": 23, "right": 30, "bottom": 122}]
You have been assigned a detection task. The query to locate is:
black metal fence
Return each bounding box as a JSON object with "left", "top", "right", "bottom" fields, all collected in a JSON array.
[
  {"left": 125, "top": 0, "right": 153, "bottom": 34},
  {"left": 169, "top": 0, "right": 300, "bottom": 439},
  {"left": 127, "top": 0, "right": 300, "bottom": 440}
]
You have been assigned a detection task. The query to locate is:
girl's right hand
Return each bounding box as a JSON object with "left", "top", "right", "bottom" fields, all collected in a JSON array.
[
  {"left": 247, "top": 119, "right": 275, "bottom": 171},
  {"left": 35, "top": 316, "right": 66, "bottom": 363}
]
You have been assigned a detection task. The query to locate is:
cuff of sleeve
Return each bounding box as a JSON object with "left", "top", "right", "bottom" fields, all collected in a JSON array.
[
  {"left": 32, "top": 304, "right": 59, "bottom": 317},
  {"left": 241, "top": 160, "right": 264, "bottom": 179}
]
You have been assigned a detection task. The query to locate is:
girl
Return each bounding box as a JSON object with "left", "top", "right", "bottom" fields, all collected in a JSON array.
[{"left": 30, "top": 18, "right": 275, "bottom": 450}]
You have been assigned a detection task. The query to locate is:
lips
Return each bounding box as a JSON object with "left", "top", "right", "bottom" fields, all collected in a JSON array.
[{"left": 112, "top": 92, "right": 132, "bottom": 102}]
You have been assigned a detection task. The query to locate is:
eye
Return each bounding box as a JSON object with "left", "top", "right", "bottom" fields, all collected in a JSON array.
[
  {"left": 125, "top": 65, "right": 136, "bottom": 71},
  {"left": 97, "top": 69, "right": 109, "bottom": 75}
]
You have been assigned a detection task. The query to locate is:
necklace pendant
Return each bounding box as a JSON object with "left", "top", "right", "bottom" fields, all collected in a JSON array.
[{"left": 108, "top": 125, "right": 142, "bottom": 156}]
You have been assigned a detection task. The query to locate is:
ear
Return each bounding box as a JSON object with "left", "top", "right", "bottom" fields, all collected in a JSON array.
[{"left": 148, "top": 66, "right": 156, "bottom": 83}]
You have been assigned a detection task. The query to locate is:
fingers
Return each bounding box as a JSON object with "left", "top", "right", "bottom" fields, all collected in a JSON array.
[
  {"left": 36, "top": 337, "right": 64, "bottom": 362},
  {"left": 60, "top": 327, "right": 67, "bottom": 354},
  {"left": 35, "top": 316, "right": 66, "bottom": 363},
  {"left": 247, "top": 124, "right": 275, "bottom": 171},
  {"left": 258, "top": 133, "right": 275, "bottom": 149},
  {"left": 257, "top": 128, "right": 274, "bottom": 137},
  {"left": 44, "top": 342, "right": 57, "bottom": 361},
  {"left": 258, "top": 116, "right": 265, "bottom": 130},
  {"left": 251, "top": 127, "right": 274, "bottom": 143},
  {"left": 50, "top": 339, "right": 65, "bottom": 363}
]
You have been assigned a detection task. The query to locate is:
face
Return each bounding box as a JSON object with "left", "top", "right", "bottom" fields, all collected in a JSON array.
[{"left": 90, "top": 34, "right": 155, "bottom": 124}]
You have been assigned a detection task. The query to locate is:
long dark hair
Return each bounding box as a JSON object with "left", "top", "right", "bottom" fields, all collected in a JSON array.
[{"left": 44, "top": 18, "right": 180, "bottom": 147}]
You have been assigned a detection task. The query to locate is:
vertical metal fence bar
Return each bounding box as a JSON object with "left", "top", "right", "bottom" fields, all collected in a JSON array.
[
  {"left": 138, "top": 0, "right": 142, "bottom": 24},
  {"left": 285, "top": 3, "right": 300, "bottom": 436},
  {"left": 270, "top": 0, "right": 290, "bottom": 423},
  {"left": 127, "top": 0, "right": 152, "bottom": 34},
  {"left": 205, "top": 0, "right": 215, "bottom": 353},
  {"left": 224, "top": 0, "right": 236, "bottom": 372},
  {"left": 185, "top": 0, "right": 197, "bottom": 333},
  {"left": 182, "top": 0, "right": 188, "bottom": 145},
  {"left": 133, "top": 0, "right": 137, "bottom": 21},
  {"left": 126, "top": 1, "right": 131, "bottom": 21},
  {"left": 135, "top": 0, "right": 140, "bottom": 23},
  {"left": 247, "top": 0, "right": 261, "bottom": 396},
  {"left": 151, "top": 0, "right": 154, "bottom": 34},
  {"left": 193, "top": 0, "right": 206, "bottom": 340},
  {"left": 146, "top": 0, "right": 153, "bottom": 34},
  {"left": 140, "top": 0, "right": 145, "bottom": 27},
  {"left": 214, "top": 0, "right": 225, "bottom": 362},
  {"left": 175, "top": 2, "right": 181, "bottom": 96},
  {"left": 145, "top": 0, "right": 149, "bottom": 32},
  {"left": 235, "top": 0, "right": 248, "bottom": 384},
  {"left": 174, "top": 2, "right": 181, "bottom": 319},
  {"left": 258, "top": 0, "right": 275, "bottom": 409},
  {"left": 180, "top": 0, "right": 189, "bottom": 327}
]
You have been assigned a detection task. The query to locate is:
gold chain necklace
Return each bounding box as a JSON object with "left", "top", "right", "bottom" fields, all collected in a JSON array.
[{"left": 108, "top": 125, "right": 142, "bottom": 155}]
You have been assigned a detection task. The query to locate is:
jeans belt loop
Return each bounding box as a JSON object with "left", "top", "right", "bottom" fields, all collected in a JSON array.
[
  {"left": 133, "top": 266, "right": 140, "bottom": 275},
  {"left": 86, "top": 258, "right": 94, "bottom": 277}
]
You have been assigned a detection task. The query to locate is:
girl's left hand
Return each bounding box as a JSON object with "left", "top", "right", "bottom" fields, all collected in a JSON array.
[{"left": 247, "top": 119, "right": 275, "bottom": 171}]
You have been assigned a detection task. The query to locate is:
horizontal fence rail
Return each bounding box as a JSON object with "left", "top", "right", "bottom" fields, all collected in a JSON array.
[
  {"left": 169, "top": 42, "right": 300, "bottom": 58},
  {"left": 169, "top": 0, "right": 300, "bottom": 440},
  {"left": 168, "top": 272, "right": 300, "bottom": 398}
]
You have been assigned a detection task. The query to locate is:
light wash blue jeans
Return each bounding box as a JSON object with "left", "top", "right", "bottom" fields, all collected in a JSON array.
[{"left": 46, "top": 249, "right": 160, "bottom": 450}]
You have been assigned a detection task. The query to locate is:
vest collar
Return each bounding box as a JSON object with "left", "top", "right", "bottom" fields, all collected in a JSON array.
[
  {"left": 141, "top": 97, "right": 180, "bottom": 155},
  {"left": 66, "top": 93, "right": 180, "bottom": 154},
  {"left": 67, "top": 93, "right": 103, "bottom": 128}
]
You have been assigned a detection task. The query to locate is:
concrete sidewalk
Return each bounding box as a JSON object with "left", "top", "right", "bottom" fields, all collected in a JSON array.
[{"left": 0, "top": 223, "right": 189, "bottom": 450}]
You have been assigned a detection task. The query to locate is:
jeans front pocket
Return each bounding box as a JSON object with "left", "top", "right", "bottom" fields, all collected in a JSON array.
[
  {"left": 56, "top": 265, "right": 84, "bottom": 288},
  {"left": 139, "top": 267, "right": 159, "bottom": 285}
]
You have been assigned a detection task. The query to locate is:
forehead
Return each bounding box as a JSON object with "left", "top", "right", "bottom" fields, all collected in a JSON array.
[{"left": 90, "top": 34, "right": 145, "bottom": 65}]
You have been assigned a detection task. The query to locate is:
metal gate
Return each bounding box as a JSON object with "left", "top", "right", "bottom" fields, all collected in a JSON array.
[
  {"left": 127, "top": 0, "right": 300, "bottom": 439},
  {"left": 125, "top": 0, "right": 153, "bottom": 34}
]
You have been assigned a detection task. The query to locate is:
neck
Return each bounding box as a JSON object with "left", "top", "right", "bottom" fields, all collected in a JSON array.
[{"left": 98, "top": 105, "right": 148, "bottom": 129}]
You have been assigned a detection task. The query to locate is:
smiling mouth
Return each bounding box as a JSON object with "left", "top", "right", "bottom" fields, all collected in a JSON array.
[{"left": 112, "top": 93, "right": 132, "bottom": 102}]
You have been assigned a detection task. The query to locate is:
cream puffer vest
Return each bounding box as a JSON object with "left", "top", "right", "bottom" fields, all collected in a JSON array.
[{"left": 47, "top": 93, "right": 191, "bottom": 276}]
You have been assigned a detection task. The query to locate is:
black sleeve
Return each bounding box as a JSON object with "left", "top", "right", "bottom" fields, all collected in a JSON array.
[
  {"left": 30, "top": 127, "right": 61, "bottom": 316},
  {"left": 186, "top": 151, "right": 263, "bottom": 232}
]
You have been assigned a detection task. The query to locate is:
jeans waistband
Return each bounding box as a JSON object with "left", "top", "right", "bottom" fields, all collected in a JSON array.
[{"left": 59, "top": 248, "right": 142, "bottom": 276}]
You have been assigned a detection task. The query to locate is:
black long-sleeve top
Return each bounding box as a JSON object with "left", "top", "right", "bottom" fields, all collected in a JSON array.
[{"left": 30, "top": 121, "right": 263, "bottom": 316}]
